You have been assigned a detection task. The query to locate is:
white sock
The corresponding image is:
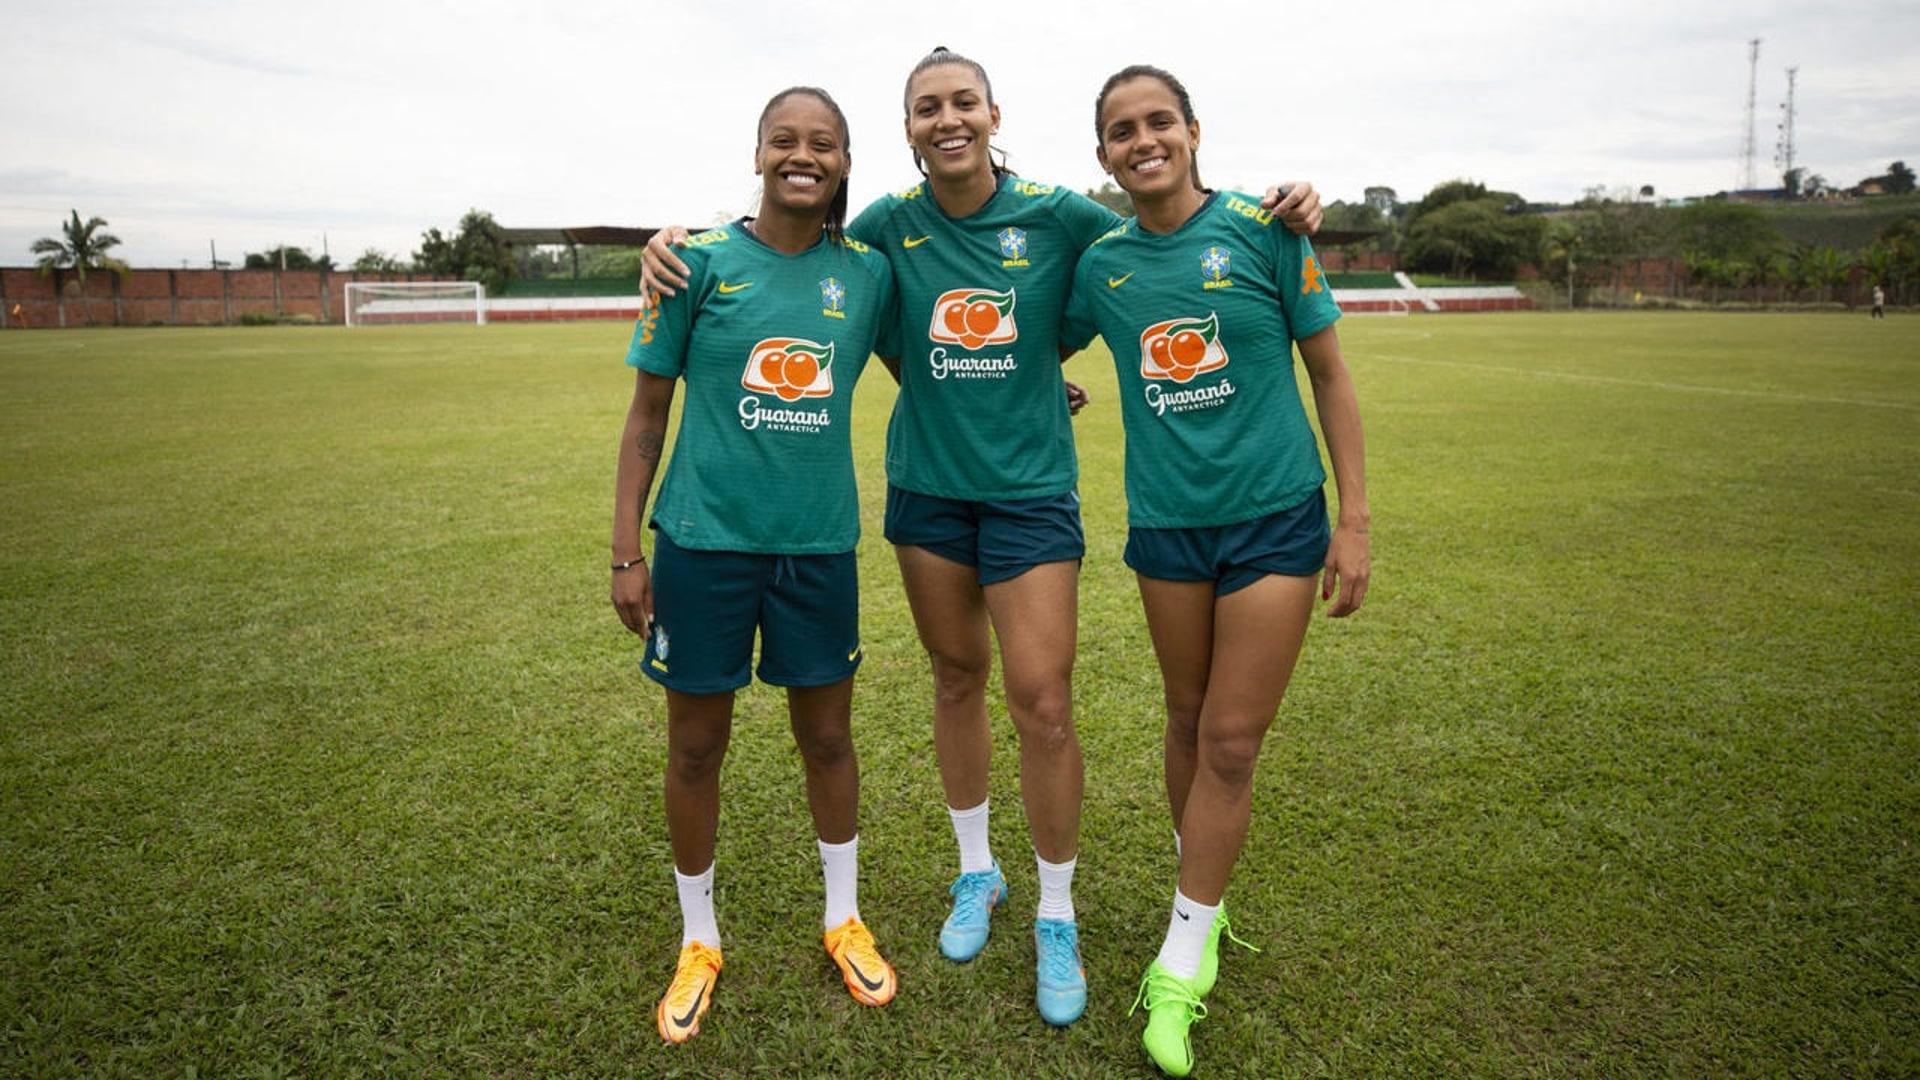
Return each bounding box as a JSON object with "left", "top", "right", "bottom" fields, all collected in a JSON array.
[
  {"left": 1154, "top": 888, "right": 1217, "bottom": 980},
  {"left": 819, "top": 835, "right": 861, "bottom": 929},
  {"left": 1173, "top": 830, "right": 1183, "bottom": 859},
  {"left": 676, "top": 863, "right": 720, "bottom": 949},
  {"left": 1035, "top": 852, "right": 1077, "bottom": 922},
  {"left": 948, "top": 800, "right": 993, "bottom": 875}
]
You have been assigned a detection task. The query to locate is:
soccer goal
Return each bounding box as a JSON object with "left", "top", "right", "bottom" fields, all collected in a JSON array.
[{"left": 344, "top": 281, "right": 487, "bottom": 326}]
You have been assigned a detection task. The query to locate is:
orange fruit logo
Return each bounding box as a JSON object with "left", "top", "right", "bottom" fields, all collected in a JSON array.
[
  {"left": 741, "top": 337, "right": 835, "bottom": 401},
  {"left": 1138, "top": 312, "right": 1228, "bottom": 384},
  {"left": 927, "top": 287, "right": 1018, "bottom": 349}
]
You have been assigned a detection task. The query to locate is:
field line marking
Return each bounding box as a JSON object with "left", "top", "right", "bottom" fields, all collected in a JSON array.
[{"left": 1368, "top": 353, "right": 1920, "bottom": 412}]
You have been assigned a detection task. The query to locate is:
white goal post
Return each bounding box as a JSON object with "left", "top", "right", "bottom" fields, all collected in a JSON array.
[{"left": 344, "top": 281, "right": 487, "bottom": 326}]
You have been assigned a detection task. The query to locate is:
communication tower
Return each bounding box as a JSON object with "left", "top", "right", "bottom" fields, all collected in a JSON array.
[
  {"left": 1774, "top": 66, "right": 1799, "bottom": 187},
  {"left": 1739, "top": 38, "right": 1761, "bottom": 190}
]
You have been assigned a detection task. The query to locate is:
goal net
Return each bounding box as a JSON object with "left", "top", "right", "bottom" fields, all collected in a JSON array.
[{"left": 344, "top": 281, "right": 487, "bottom": 326}]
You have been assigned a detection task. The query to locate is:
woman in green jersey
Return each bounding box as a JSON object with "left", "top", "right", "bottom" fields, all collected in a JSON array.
[
  {"left": 642, "top": 49, "right": 1322, "bottom": 1028},
  {"left": 1060, "top": 65, "right": 1370, "bottom": 1077},
  {"left": 611, "top": 86, "right": 900, "bottom": 1044}
]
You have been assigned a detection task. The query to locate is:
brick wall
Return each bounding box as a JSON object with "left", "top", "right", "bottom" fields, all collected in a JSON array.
[{"left": 0, "top": 268, "right": 452, "bottom": 329}]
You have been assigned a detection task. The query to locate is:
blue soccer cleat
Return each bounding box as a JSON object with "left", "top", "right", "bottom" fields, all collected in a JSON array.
[
  {"left": 939, "top": 861, "right": 1006, "bottom": 961},
  {"left": 1034, "top": 917, "right": 1088, "bottom": 1025}
]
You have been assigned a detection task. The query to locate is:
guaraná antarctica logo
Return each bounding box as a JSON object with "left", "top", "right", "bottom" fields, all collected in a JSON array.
[
  {"left": 1139, "top": 312, "right": 1235, "bottom": 417},
  {"left": 928, "top": 287, "right": 1019, "bottom": 349},
  {"left": 739, "top": 337, "right": 836, "bottom": 432},
  {"left": 1139, "top": 311, "right": 1230, "bottom": 383},
  {"left": 926, "top": 287, "right": 1020, "bottom": 380}
]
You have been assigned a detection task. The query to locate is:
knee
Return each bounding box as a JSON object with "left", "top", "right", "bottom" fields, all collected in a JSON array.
[
  {"left": 793, "top": 724, "right": 854, "bottom": 770},
  {"left": 667, "top": 737, "right": 727, "bottom": 782},
  {"left": 1163, "top": 694, "right": 1204, "bottom": 745},
  {"left": 1196, "top": 730, "right": 1262, "bottom": 790},
  {"left": 928, "top": 650, "right": 989, "bottom": 707},
  {"left": 1010, "top": 681, "right": 1075, "bottom": 753}
]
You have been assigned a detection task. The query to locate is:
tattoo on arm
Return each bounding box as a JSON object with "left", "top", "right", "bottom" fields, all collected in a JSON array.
[{"left": 634, "top": 430, "right": 664, "bottom": 462}]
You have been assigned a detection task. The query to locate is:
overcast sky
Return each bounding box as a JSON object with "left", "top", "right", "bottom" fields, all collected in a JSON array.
[{"left": 3, "top": 0, "right": 1916, "bottom": 268}]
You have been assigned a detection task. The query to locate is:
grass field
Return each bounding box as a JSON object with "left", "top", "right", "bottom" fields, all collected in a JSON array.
[{"left": 3, "top": 313, "right": 1917, "bottom": 1077}]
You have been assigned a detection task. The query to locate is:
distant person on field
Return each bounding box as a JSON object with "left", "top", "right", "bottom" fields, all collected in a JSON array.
[
  {"left": 1872, "top": 284, "right": 1885, "bottom": 318},
  {"left": 610, "top": 85, "right": 899, "bottom": 1044}
]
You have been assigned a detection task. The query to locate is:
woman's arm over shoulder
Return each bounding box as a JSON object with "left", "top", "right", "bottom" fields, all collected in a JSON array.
[{"left": 1052, "top": 185, "right": 1126, "bottom": 251}]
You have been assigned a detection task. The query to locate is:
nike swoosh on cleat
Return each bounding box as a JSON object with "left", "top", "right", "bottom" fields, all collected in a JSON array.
[
  {"left": 672, "top": 980, "right": 708, "bottom": 1029},
  {"left": 845, "top": 957, "right": 887, "bottom": 993},
  {"left": 717, "top": 281, "right": 753, "bottom": 293},
  {"left": 1108, "top": 272, "right": 1134, "bottom": 288},
  {"left": 902, "top": 235, "right": 932, "bottom": 249}
]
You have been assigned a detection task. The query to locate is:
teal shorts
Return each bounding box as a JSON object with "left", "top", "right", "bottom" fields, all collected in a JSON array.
[
  {"left": 641, "top": 529, "right": 862, "bottom": 695},
  {"left": 883, "top": 484, "right": 1084, "bottom": 586},
  {"left": 1124, "top": 489, "right": 1330, "bottom": 596}
]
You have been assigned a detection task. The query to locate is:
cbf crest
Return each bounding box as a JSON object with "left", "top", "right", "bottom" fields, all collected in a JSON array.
[
  {"left": 820, "top": 276, "right": 846, "bottom": 319},
  {"left": 1201, "top": 245, "right": 1234, "bottom": 290},
  {"left": 998, "top": 226, "right": 1030, "bottom": 268}
]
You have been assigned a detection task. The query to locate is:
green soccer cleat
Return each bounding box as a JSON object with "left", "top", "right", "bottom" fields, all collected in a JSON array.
[
  {"left": 1131, "top": 961, "right": 1208, "bottom": 1077},
  {"left": 1191, "top": 905, "right": 1260, "bottom": 999}
]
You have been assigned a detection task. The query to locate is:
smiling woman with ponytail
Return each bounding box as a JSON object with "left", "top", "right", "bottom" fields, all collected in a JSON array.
[
  {"left": 1061, "top": 64, "right": 1370, "bottom": 1077},
  {"left": 611, "top": 85, "right": 900, "bottom": 1044}
]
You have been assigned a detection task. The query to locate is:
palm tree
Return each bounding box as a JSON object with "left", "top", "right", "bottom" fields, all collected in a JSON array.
[
  {"left": 31, "top": 210, "right": 130, "bottom": 327},
  {"left": 32, "top": 210, "right": 130, "bottom": 283}
]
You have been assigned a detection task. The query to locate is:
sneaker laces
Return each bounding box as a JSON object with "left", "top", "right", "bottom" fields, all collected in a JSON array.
[
  {"left": 1035, "top": 920, "right": 1081, "bottom": 983},
  {"left": 1129, "top": 966, "right": 1208, "bottom": 1020},
  {"left": 946, "top": 869, "right": 998, "bottom": 928},
  {"left": 828, "top": 919, "right": 884, "bottom": 967},
  {"left": 1216, "top": 911, "right": 1261, "bottom": 955},
  {"left": 666, "top": 942, "right": 722, "bottom": 1003}
]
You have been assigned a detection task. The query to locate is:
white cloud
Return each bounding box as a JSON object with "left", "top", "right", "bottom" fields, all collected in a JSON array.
[{"left": 2, "top": 0, "right": 1915, "bottom": 265}]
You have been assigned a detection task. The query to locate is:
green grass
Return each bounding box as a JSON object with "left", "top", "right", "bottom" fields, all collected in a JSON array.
[
  {"left": 1753, "top": 191, "right": 1920, "bottom": 250},
  {"left": 3, "top": 314, "right": 1917, "bottom": 1076}
]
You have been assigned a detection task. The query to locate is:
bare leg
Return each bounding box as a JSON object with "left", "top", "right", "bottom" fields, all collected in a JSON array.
[
  {"left": 895, "top": 545, "right": 993, "bottom": 812},
  {"left": 984, "top": 560, "right": 1082, "bottom": 863},
  {"left": 664, "top": 689, "right": 735, "bottom": 874},
  {"left": 1136, "top": 576, "right": 1216, "bottom": 836},
  {"left": 1175, "top": 574, "right": 1317, "bottom": 905},
  {"left": 787, "top": 677, "right": 858, "bottom": 844}
]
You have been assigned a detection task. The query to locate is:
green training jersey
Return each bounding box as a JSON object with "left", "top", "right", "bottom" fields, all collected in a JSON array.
[
  {"left": 1062, "top": 191, "right": 1342, "bottom": 529},
  {"left": 625, "top": 219, "right": 895, "bottom": 553},
  {"left": 848, "top": 174, "right": 1120, "bottom": 500}
]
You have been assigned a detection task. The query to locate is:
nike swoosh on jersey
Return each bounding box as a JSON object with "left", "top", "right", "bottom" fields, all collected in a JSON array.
[
  {"left": 1108, "top": 273, "right": 1135, "bottom": 288},
  {"left": 672, "top": 980, "right": 709, "bottom": 1029},
  {"left": 902, "top": 235, "right": 932, "bottom": 249},
  {"left": 717, "top": 281, "right": 753, "bottom": 293}
]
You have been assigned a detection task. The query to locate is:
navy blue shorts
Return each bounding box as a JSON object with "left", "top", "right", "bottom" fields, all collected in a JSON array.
[
  {"left": 642, "top": 529, "right": 862, "bottom": 695},
  {"left": 1124, "top": 489, "right": 1330, "bottom": 596},
  {"left": 883, "top": 484, "right": 1085, "bottom": 586}
]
